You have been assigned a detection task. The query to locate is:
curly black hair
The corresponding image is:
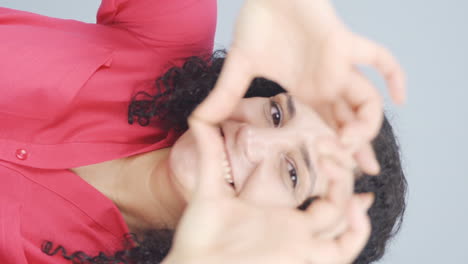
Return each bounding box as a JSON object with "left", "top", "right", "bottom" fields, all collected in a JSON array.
[{"left": 43, "top": 50, "right": 407, "bottom": 264}]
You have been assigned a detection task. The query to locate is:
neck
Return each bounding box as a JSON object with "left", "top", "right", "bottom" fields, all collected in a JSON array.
[
  {"left": 115, "top": 148, "right": 186, "bottom": 234},
  {"left": 73, "top": 148, "right": 186, "bottom": 235}
]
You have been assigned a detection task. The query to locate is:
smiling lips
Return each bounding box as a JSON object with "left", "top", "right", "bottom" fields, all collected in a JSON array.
[{"left": 220, "top": 126, "right": 236, "bottom": 190}]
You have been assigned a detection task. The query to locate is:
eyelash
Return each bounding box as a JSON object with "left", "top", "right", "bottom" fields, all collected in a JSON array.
[
  {"left": 270, "top": 100, "right": 282, "bottom": 127},
  {"left": 286, "top": 158, "right": 298, "bottom": 189},
  {"left": 270, "top": 99, "right": 299, "bottom": 189}
]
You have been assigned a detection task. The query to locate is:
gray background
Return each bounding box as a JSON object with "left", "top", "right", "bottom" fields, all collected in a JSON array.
[{"left": 1, "top": 0, "right": 466, "bottom": 263}]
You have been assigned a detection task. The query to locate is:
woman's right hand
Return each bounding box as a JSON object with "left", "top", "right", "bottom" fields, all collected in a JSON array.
[
  {"left": 193, "top": 0, "right": 406, "bottom": 176},
  {"left": 163, "top": 117, "right": 374, "bottom": 264}
]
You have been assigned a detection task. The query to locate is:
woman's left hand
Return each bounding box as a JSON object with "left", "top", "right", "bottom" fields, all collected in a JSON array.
[
  {"left": 164, "top": 117, "right": 374, "bottom": 264},
  {"left": 193, "top": 0, "right": 406, "bottom": 175}
]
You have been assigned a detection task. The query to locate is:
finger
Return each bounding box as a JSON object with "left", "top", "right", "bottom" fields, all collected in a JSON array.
[
  {"left": 307, "top": 194, "right": 362, "bottom": 240},
  {"left": 318, "top": 158, "right": 354, "bottom": 209},
  {"left": 188, "top": 116, "right": 235, "bottom": 199},
  {"left": 309, "top": 47, "right": 349, "bottom": 103},
  {"left": 316, "top": 137, "right": 355, "bottom": 171},
  {"left": 340, "top": 70, "right": 384, "bottom": 147},
  {"left": 191, "top": 47, "right": 255, "bottom": 124},
  {"left": 354, "top": 142, "right": 380, "bottom": 176},
  {"left": 312, "top": 193, "right": 373, "bottom": 264},
  {"left": 317, "top": 218, "right": 348, "bottom": 240},
  {"left": 311, "top": 102, "right": 340, "bottom": 131},
  {"left": 334, "top": 193, "right": 374, "bottom": 263},
  {"left": 305, "top": 198, "right": 343, "bottom": 234},
  {"left": 333, "top": 98, "right": 355, "bottom": 129},
  {"left": 327, "top": 99, "right": 380, "bottom": 176},
  {"left": 352, "top": 36, "right": 406, "bottom": 104}
]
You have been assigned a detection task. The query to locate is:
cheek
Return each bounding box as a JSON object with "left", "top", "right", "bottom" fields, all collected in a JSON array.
[
  {"left": 237, "top": 164, "right": 297, "bottom": 207},
  {"left": 168, "top": 131, "right": 199, "bottom": 201}
]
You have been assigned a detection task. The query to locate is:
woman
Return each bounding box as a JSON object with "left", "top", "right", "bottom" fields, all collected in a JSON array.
[{"left": 0, "top": 0, "right": 406, "bottom": 263}]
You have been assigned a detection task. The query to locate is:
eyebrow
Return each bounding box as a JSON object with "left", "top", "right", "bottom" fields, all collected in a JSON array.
[
  {"left": 300, "top": 144, "right": 311, "bottom": 170},
  {"left": 286, "top": 94, "right": 296, "bottom": 119},
  {"left": 285, "top": 94, "right": 316, "bottom": 191},
  {"left": 300, "top": 143, "right": 317, "bottom": 194}
]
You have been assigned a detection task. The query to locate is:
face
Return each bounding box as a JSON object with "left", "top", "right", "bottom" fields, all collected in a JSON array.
[{"left": 168, "top": 93, "right": 335, "bottom": 208}]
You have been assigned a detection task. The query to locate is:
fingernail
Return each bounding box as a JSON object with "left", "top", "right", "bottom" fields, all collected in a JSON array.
[
  {"left": 359, "top": 193, "right": 375, "bottom": 211},
  {"left": 370, "top": 160, "right": 381, "bottom": 175},
  {"left": 353, "top": 166, "right": 363, "bottom": 178},
  {"left": 364, "top": 158, "right": 380, "bottom": 176}
]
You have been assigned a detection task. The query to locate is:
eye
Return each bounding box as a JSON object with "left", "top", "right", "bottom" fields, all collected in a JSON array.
[
  {"left": 270, "top": 101, "right": 282, "bottom": 127},
  {"left": 286, "top": 159, "right": 298, "bottom": 188}
]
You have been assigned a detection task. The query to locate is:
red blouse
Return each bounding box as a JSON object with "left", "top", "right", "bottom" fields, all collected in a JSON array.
[{"left": 0, "top": 0, "right": 216, "bottom": 263}]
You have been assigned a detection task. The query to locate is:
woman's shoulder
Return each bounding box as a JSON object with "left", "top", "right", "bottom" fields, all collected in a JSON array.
[{"left": 97, "top": 0, "right": 217, "bottom": 57}]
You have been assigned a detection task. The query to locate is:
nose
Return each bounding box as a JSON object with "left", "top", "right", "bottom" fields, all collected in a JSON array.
[{"left": 237, "top": 124, "right": 290, "bottom": 164}]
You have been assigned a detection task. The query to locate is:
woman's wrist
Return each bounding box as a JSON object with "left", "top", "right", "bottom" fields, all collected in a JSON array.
[{"left": 162, "top": 252, "right": 217, "bottom": 264}]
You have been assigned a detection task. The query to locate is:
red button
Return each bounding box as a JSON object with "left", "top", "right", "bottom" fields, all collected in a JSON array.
[{"left": 15, "top": 149, "right": 28, "bottom": 160}]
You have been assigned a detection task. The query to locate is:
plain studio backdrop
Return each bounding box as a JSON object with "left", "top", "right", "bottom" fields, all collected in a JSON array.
[{"left": 1, "top": 1, "right": 466, "bottom": 263}]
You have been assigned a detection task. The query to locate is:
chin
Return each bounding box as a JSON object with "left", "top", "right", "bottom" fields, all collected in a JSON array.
[{"left": 168, "top": 130, "right": 199, "bottom": 202}]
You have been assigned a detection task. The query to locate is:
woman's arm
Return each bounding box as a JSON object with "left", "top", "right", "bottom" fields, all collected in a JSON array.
[{"left": 97, "top": 0, "right": 217, "bottom": 57}]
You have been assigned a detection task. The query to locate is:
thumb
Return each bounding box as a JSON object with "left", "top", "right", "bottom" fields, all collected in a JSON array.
[
  {"left": 188, "top": 116, "right": 236, "bottom": 199},
  {"left": 192, "top": 47, "right": 255, "bottom": 124}
]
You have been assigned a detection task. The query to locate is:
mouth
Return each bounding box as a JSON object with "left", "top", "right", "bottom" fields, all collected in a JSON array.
[{"left": 219, "top": 126, "right": 236, "bottom": 190}]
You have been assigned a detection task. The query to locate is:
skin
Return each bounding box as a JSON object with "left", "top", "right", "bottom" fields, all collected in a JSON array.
[
  {"left": 195, "top": 0, "right": 405, "bottom": 177},
  {"left": 171, "top": 93, "right": 333, "bottom": 206},
  {"left": 166, "top": 100, "right": 372, "bottom": 264},
  {"left": 72, "top": 93, "right": 348, "bottom": 234},
  {"left": 73, "top": 0, "right": 406, "bottom": 259}
]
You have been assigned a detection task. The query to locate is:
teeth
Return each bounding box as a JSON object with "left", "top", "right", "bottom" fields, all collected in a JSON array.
[
  {"left": 222, "top": 153, "right": 234, "bottom": 186},
  {"left": 220, "top": 127, "right": 234, "bottom": 188},
  {"left": 225, "top": 173, "right": 234, "bottom": 184}
]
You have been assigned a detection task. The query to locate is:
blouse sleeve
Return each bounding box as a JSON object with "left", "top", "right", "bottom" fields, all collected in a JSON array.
[{"left": 96, "top": 0, "right": 217, "bottom": 56}]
